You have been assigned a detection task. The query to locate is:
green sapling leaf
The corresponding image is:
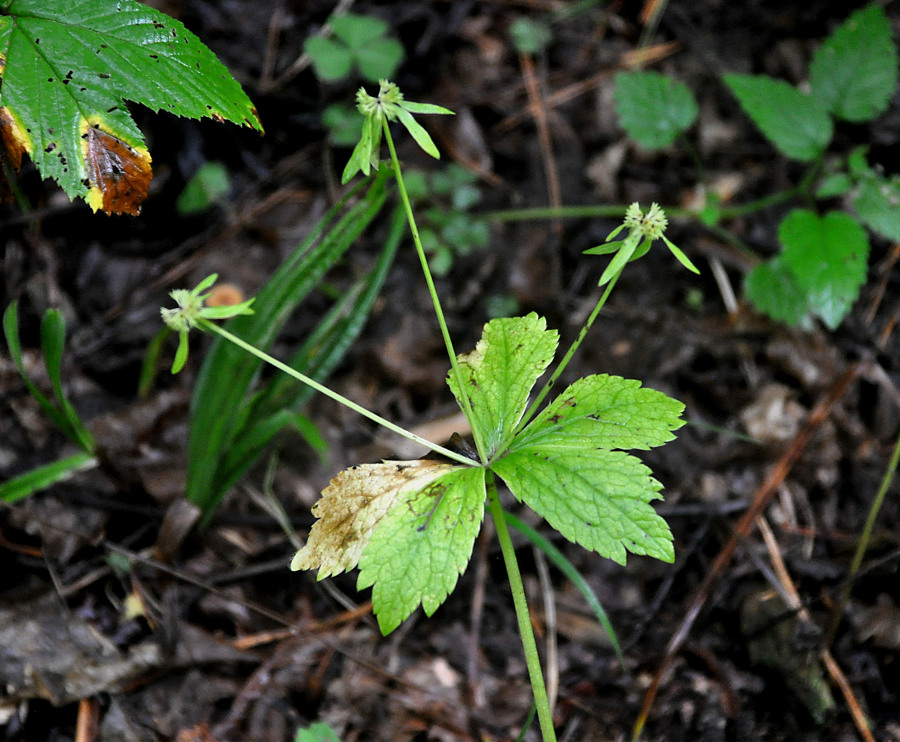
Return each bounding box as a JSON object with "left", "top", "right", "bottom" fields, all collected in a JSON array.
[
  {"left": 294, "top": 722, "right": 341, "bottom": 742},
  {"left": 745, "top": 210, "right": 869, "bottom": 330},
  {"left": 304, "top": 36, "right": 354, "bottom": 81},
  {"left": 492, "top": 448, "right": 673, "bottom": 565},
  {"left": 356, "top": 465, "right": 486, "bottom": 634},
  {"left": 614, "top": 71, "right": 699, "bottom": 149},
  {"left": 723, "top": 74, "right": 832, "bottom": 162},
  {"left": 809, "top": 4, "right": 898, "bottom": 122},
  {"left": 446, "top": 313, "right": 559, "bottom": 460},
  {"left": 851, "top": 164, "right": 900, "bottom": 242}
]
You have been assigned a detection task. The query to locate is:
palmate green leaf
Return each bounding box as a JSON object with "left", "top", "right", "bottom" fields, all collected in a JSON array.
[
  {"left": 492, "top": 447, "right": 673, "bottom": 565},
  {"left": 447, "top": 313, "right": 558, "bottom": 460},
  {"left": 511, "top": 374, "right": 685, "bottom": 453},
  {"left": 357, "top": 465, "right": 485, "bottom": 634},
  {"left": 809, "top": 4, "right": 897, "bottom": 123},
  {"left": 723, "top": 74, "right": 831, "bottom": 162},
  {"left": 0, "top": 0, "right": 262, "bottom": 214}
]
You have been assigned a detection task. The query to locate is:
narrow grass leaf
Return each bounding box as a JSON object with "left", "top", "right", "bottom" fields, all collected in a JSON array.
[{"left": 0, "top": 452, "right": 97, "bottom": 504}]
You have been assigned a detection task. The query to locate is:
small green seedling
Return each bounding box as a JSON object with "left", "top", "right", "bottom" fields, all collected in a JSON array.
[
  {"left": 2, "top": 303, "right": 98, "bottom": 503},
  {"left": 612, "top": 3, "right": 897, "bottom": 330},
  {"left": 294, "top": 722, "right": 341, "bottom": 742},
  {"left": 405, "top": 164, "right": 490, "bottom": 275},
  {"left": 305, "top": 13, "right": 404, "bottom": 83},
  {"left": 321, "top": 103, "right": 365, "bottom": 147},
  {"left": 163, "top": 82, "right": 696, "bottom": 742},
  {"left": 509, "top": 16, "right": 553, "bottom": 55},
  {"left": 0, "top": 0, "right": 262, "bottom": 215},
  {"left": 176, "top": 161, "right": 231, "bottom": 215}
]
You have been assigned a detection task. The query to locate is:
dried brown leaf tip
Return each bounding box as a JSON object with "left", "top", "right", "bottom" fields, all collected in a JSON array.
[
  {"left": 0, "top": 105, "right": 32, "bottom": 201},
  {"left": 80, "top": 119, "right": 152, "bottom": 215}
]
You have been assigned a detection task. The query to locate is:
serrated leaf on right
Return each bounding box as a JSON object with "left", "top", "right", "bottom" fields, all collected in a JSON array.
[
  {"left": 492, "top": 447, "right": 673, "bottom": 566},
  {"left": 809, "top": 4, "right": 898, "bottom": 122},
  {"left": 510, "top": 374, "right": 685, "bottom": 453},
  {"left": 852, "top": 171, "right": 900, "bottom": 243},
  {"left": 723, "top": 74, "right": 831, "bottom": 162}
]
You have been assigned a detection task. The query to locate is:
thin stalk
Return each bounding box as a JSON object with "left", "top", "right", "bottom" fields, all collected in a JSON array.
[
  {"left": 486, "top": 475, "right": 557, "bottom": 742},
  {"left": 491, "top": 269, "right": 622, "bottom": 460},
  {"left": 199, "top": 319, "right": 476, "bottom": 468},
  {"left": 381, "top": 119, "right": 486, "bottom": 463},
  {"left": 826, "top": 427, "right": 900, "bottom": 646}
]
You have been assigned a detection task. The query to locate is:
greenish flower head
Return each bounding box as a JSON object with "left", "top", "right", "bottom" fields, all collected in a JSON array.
[
  {"left": 342, "top": 80, "right": 454, "bottom": 184},
  {"left": 585, "top": 202, "right": 699, "bottom": 286},
  {"left": 161, "top": 273, "right": 255, "bottom": 373},
  {"left": 356, "top": 79, "right": 405, "bottom": 120}
]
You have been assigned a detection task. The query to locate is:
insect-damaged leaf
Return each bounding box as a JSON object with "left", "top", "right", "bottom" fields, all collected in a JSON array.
[
  {"left": 0, "top": 0, "right": 262, "bottom": 214},
  {"left": 292, "top": 458, "right": 486, "bottom": 634}
]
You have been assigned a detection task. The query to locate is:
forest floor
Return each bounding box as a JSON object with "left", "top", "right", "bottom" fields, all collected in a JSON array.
[{"left": 2, "top": 1, "right": 900, "bottom": 741}]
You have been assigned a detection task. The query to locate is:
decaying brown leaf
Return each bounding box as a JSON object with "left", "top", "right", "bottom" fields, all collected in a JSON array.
[
  {"left": 292, "top": 458, "right": 462, "bottom": 579},
  {"left": 80, "top": 119, "right": 152, "bottom": 216}
]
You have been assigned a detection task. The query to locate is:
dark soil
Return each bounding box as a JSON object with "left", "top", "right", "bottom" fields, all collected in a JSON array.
[{"left": 2, "top": 2, "right": 900, "bottom": 741}]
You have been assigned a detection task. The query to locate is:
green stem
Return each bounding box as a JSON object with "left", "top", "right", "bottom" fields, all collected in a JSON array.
[
  {"left": 826, "top": 427, "right": 900, "bottom": 646},
  {"left": 486, "top": 475, "right": 557, "bottom": 742},
  {"left": 491, "top": 265, "right": 622, "bottom": 460},
  {"left": 198, "top": 319, "right": 476, "bottom": 468},
  {"left": 381, "top": 119, "right": 486, "bottom": 464}
]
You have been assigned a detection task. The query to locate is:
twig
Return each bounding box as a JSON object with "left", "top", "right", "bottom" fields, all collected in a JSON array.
[{"left": 631, "top": 362, "right": 862, "bottom": 741}]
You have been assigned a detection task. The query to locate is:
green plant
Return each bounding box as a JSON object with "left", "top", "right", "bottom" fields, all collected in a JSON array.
[
  {"left": 163, "top": 80, "right": 695, "bottom": 741},
  {"left": 405, "top": 164, "right": 490, "bottom": 275},
  {"left": 321, "top": 103, "right": 364, "bottom": 147},
  {"left": 294, "top": 722, "right": 341, "bottom": 742},
  {"left": 1, "top": 304, "right": 98, "bottom": 502},
  {"left": 176, "top": 161, "right": 231, "bottom": 215},
  {"left": 610, "top": 3, "right": 897, "bottom": 330},
  {"left": 0, "top": 0, "right": 262, "bottom": 215},
  {"left": 183, "top": 174, "right": 403, "bottom": 520},
  {"left": 305, "top": 13, "right": 404, "bottom": 84}
]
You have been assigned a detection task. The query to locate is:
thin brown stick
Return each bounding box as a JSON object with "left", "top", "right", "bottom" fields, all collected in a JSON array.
[
  {"left": 519, "top": 52, "right": 562, "bottom": 235},
  {"left": 757, "top": 516, "right": 874, "bottom": 742},
  {"left": 631, "top": 362, "right": 862, "bottom": 741}
]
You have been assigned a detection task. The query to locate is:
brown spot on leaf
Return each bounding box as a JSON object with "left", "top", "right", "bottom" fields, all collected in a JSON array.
[{"left": 80, "top": 121, "right": 152, "bottom": 215}]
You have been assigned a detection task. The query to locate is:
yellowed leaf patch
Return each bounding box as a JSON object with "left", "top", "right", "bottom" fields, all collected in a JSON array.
[{"left": 291, "top": 458, "right": 462, "bottom": 579}]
